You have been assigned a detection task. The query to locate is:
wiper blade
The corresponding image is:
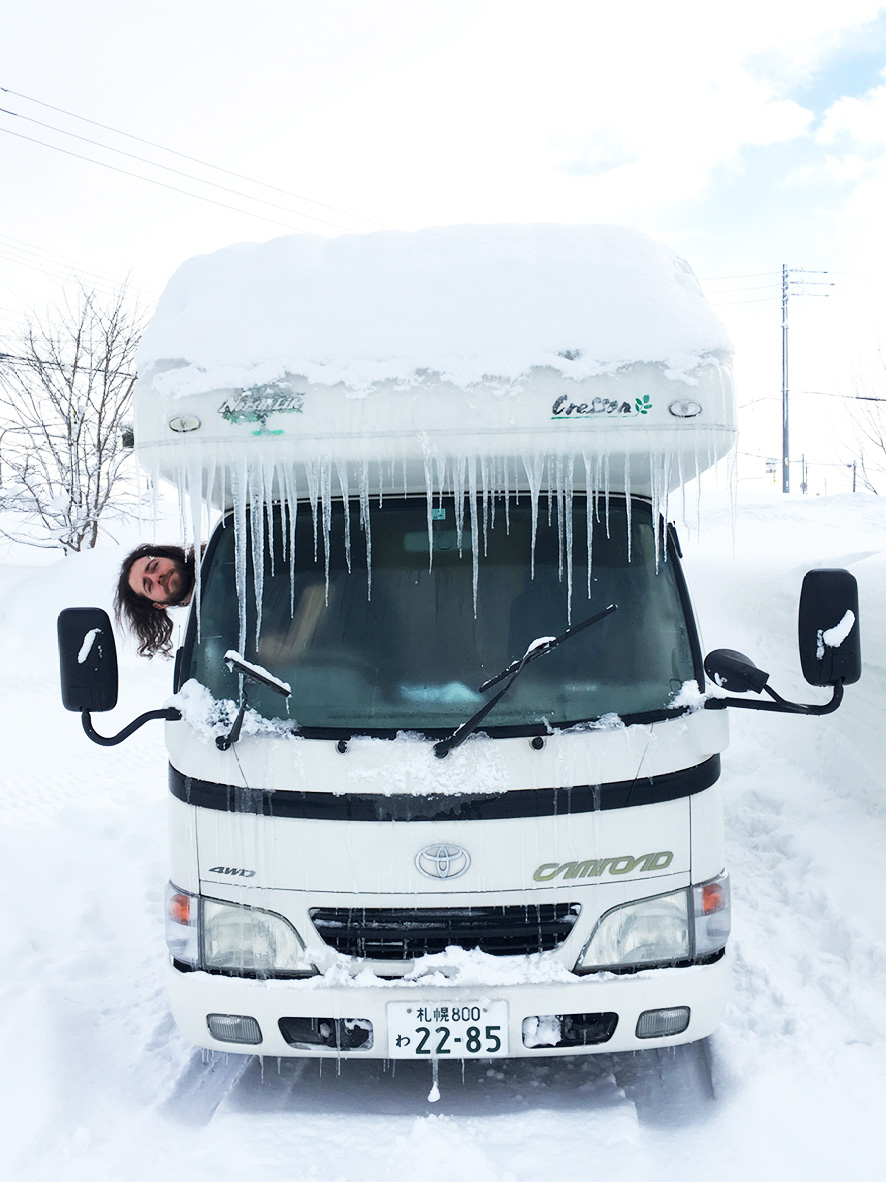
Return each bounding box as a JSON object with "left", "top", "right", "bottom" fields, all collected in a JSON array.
[
  {"left": 216, "top": 651, "right": 291, "bottom": 751},
  {"left": 433, "top": 603, "right": 618, "bottom": 758}
]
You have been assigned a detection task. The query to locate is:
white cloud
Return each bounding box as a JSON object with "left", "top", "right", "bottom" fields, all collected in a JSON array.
[{"left": 817, "top": 79, "right": 886, "bottom": 145}]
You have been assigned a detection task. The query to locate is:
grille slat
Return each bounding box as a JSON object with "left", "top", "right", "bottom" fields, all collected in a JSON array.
[{"left": 309, "top": 904, "right": 579, "bottom": 960}]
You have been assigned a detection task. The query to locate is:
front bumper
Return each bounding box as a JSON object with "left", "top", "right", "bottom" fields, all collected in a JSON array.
[{"left": 167, "top": 952, "right": 728, "bottom": 1057}]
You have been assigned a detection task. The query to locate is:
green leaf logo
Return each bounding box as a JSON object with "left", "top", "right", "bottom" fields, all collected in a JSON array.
[{"left": 635, "top": 395, "right": 651, "bottom": 415}]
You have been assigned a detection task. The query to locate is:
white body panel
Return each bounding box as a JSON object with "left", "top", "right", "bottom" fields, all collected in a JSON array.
[
  {"left": 165, "top": 713, "right": 730, "bottom": 1056},
  {"left": 135, "top": 362, "right": 735, "bottom": 507},
  {"left": 165, "top": 706, "right": 727, "bottom": 805}
]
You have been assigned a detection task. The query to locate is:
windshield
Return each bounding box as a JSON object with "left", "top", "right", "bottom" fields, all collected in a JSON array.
[{"left": 187, "top": 496, "right": 700, "bottom": 734}]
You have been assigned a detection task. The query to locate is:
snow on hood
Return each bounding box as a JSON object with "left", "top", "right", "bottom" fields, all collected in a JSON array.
[{"left": 136, "top": 223, "right": 733, "bottom": 397}]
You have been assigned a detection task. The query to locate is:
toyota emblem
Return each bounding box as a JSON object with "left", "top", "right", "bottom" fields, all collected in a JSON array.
[{"left": 415, "top": 843, "right": 471, "bottom": 881}]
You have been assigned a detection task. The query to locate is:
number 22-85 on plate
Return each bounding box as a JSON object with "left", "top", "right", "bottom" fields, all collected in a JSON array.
[{"left": 387, "top": 1001, "right": 509, "bottom": 1058}]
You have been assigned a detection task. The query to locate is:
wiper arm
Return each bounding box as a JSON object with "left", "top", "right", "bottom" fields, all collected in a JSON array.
[
  {"left": 433, "top": 603, "right": 618, "bottom": 758},
  {"left": 216, "top": 651, "right": 291, "bottom": 751}
]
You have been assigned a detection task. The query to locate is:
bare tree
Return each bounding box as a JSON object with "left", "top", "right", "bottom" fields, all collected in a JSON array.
[
  {"left": 0, "top": 284, "right": 147, "bottom": 552},
  {"left": 842, "top": 340, "right": 886, "bottom": 494}
]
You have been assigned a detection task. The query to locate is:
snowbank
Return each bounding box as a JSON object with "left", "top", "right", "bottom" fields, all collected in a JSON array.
[{"left": 1, "top": 492, "right": 883, "bottom": 1181}]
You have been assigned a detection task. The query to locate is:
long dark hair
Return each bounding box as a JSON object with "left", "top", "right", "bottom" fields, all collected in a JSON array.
[{"left": 115, "top": 544, "right": 195, "bottom": 658}]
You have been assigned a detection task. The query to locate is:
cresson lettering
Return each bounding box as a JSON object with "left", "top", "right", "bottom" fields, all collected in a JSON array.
[{"left": 551, "top": 394, "right": 634, "bottom": 417}]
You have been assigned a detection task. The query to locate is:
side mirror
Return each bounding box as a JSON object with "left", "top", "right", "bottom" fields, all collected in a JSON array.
[
  {"left": 704, "top": 648, "right": 770, "bottom": 694},
  {"left": 798, "top": 569, "right": 861, "bottom": 687},
  {"left": 58, "top": 607, "right": 119, "bottom": 712}
]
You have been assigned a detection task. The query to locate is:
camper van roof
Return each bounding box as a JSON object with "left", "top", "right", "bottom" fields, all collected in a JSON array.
[{"left": 136, "top": 224, "right": 731, "bottom": 399}]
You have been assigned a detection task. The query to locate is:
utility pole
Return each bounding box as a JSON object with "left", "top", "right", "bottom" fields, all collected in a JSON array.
[
  {"left": 782, "top": 264, "right": 790, "bottom": 493},
  {"left": 780, "top": 267, "right": 833, "bottom": 494}
]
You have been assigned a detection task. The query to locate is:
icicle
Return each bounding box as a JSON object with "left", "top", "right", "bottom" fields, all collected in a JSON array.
[
  {"left": 467, "top": 453, "right": 479, "bottom": 613},
  {"left": 522, "top": 452, "right": 543, "bottom": 579},
  {"left": 453, "top": 454, "right": 466, "bottom": 554},
  {"left": 232, "top": 455, "right": 249, "bottom": 654},
  {"left": 305, "top": 460, "right": 320, "bottom": 561},
  {"left": 564, "top": 454, "right": 574, "bottom": 620},
  {"left": 250, "top": 464, "right": 266, "bottom": 646},
  {"left": 555, "top": 453, "right": 566, "bottom": 586},
  {"left": 582, "top": 450, "right": 595, "bottom": 600},
  {"left": 649, "top": 452, "right": 663, "bottom": 571},
  {"left": 624, "top": 452, "right": 632, "bottom": 563},
  {"left": 660, "top": 452, "right": 671, "bottom": 564},
  {"left": 427, "top": 1058, "right": 441, "bottom": 1103},
  {"left": 320, "top": 459, "right": 333, "bottom": 602},
  {"left": 481, "top": 454, "right": 490, "bottom": 557},
  {"left": 487, "top": 455, "right": 497, "bottom": 535},
  {"left": 336, "top": 458, "right": 352, "bottom": 573},
  {"left": 503, "top": 454, "right": 511, "bottom": 535},
  {"left": 423, "top": 444, "right": 435, "bottom": 572},
  {"left": 282, "top": 463, "right": 299, "bottom": 616},
  {"left": 186, "top": 448, "right": 204, "bottom": 628},
  {"left": 359, "top": 457, "right": 372, "bottom": 600}
]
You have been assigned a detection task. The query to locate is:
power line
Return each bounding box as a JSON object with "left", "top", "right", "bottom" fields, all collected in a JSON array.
[
  {"left": 0, "top": 241, "right": 153, "bottom": 303},
  {"left": 0, "top": 233, "right": 136, "bottom": 287},
  {"left": 0, "top": 103, "right": 381, "bottom": 235},
  {"left": 0, "top": 84, "right": 395, "bottom": 232},
  {"left": 702, "top": 282, "right": 781, "bottom": 293},
  {"left": 0, "top": 350, "right": 135, "bottom": 379},
  {"left": 795, "top": 389, "right": 886, "bottom": 402},
  {"left": 0, "top": 124, "right": 351, "bottom": 235},
  {"left": 698, "top": 271, "right": 780, "bottom": 280},
  {"left": 708, "top": 295, "right": 780, "bottom": 305}
]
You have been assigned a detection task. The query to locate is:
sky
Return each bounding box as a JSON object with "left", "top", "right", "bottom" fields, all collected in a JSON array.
[{"left": 3, "top": 0, "right": 886, "bottom": 494}]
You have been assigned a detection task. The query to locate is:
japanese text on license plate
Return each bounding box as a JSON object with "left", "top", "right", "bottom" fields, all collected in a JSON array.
[{"left": 387, "top": 1000, "right": 509, "bottom": 1058}]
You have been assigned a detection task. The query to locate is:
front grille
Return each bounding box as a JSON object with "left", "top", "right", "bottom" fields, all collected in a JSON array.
[{"left": 308, "top": 903, "right": 580, "bottom": 960}]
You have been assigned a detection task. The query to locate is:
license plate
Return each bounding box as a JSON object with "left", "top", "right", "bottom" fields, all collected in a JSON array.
[{"left": 387, "top": 1000, "right": 508, "bottom": 1058}]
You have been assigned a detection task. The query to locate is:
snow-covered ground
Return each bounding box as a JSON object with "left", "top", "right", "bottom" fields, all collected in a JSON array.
[{"left": 0, "top": 492, "right": 883, "bottom": 1182}]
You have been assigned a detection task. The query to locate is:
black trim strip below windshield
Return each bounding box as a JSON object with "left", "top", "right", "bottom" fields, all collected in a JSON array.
[{"left": 168, "top": 755, "right": 719, "bottom": 822}]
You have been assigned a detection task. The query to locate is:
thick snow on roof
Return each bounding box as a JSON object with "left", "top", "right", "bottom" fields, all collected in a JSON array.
[{"left": 136, "top": 224, "right": 732, "bottom": 397}]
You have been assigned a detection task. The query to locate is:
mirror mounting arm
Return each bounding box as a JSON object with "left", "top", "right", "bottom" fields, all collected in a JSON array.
[
  {"left": 704, "top": 681, "right": 844, "bottom": 717},
  {"left": 81, "top": 707, "right": 182, "bottom": 747}
]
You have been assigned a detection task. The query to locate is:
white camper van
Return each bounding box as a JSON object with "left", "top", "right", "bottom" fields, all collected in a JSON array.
[{"left": 58, "top": 226, "right": 860, "bottom": 1061}]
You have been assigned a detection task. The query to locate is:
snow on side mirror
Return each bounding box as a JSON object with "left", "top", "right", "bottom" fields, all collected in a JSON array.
[
  {"left": 798, "top": 569, "right": 861, "bottom": 687},
  {"left": 703, "top": 648, "right": 770, "bottom": 694},
  {"left": 58, "top": 607, "right": 119, "bottom": 713}
]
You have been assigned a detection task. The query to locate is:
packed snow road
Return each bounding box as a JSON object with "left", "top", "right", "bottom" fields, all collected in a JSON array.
[{"left": 0, "top": 494, "right": 883, "bottom": 1181}]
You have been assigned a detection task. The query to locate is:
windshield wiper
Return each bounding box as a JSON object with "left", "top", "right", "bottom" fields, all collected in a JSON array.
[
  {"left": 433, "top": 603, "right": 618, "bottom": 758},
  {"left": 216, "top": 651, "right": 291, "bottom": 751}
]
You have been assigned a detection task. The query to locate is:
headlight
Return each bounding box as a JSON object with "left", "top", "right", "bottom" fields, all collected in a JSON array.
[
  {"left": 579, "top": 889, "right": 690, "bottom": 969},
  {"left": 165, "top": 884, "right": 316, "bottom": 975},
  {"left": 202, "top": 898, "right": 313, "bottom": 974},
  {"left": 577, "top": 873, "right": 730, "bottom": 971}
]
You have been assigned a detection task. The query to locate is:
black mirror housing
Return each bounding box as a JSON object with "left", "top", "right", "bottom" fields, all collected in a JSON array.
[
  {"left": 798, "top": 569, "right": 861, "bottom": 687},
  {"left": 58, "top": 607, "right": 119, "bottom": 712},
  {"left": 704, "top": 648, "right": 770, "bottom": 694}
]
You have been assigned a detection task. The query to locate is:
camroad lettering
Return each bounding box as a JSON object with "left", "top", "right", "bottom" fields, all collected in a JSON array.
[
  {"left": 208, "top": 866, "right": 256, "bottom": 877},
  {"left": 532, "top": 851, "right": 674, "bottom": 882}
]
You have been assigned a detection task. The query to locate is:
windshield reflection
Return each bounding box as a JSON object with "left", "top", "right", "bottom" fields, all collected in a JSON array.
[{"left": 188, "top": 497, "right": 698, "bottom": 733}]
